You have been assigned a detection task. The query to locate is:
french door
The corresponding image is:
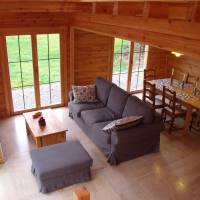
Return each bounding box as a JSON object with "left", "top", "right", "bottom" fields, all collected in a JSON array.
[{"left": 6, "top": 33, "right": 63, "bottom": 113}]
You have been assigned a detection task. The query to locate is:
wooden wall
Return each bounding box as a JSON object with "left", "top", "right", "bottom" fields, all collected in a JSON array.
[
  {"left": 0, "top": 61, "right": 7, "bottom": 118},
  {"left": 147, "top": 46, "right": 171, "bottom": 79},
  {"left": 168, "top": 54, "right": 200, "bottom": 78},
  {"left": 73, "top": 29, "right": 113, "bottom": 85}
]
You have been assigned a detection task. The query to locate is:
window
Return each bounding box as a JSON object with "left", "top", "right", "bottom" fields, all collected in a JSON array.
[
  {"left": 130, "top": 43, "right": 149, "bottom": 91},
  {"left": 112, "top": 38, "right": 148, "bottom": 92},
  {"left": 112, "top": 38, "right": 130, "bottom": 90}
]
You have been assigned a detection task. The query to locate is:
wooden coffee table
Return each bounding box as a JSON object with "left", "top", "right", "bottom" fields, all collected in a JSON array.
[{"left": 23, "top": 109, "right": 67, "bottom": 147}]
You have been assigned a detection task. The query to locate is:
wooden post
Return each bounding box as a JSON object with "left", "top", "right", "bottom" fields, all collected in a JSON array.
[
  {"left": 73, "top": 186, "right": 90, "bottom": 200},
  {"left": 0, "top": 143, "right": 4, "bottom": 164}
]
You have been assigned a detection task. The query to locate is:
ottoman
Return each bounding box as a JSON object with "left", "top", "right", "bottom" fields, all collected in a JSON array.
[{"left": 30, "top": 140, "right": 93, "bottom": 193}]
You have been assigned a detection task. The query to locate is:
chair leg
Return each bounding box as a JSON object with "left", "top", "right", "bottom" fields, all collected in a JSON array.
[
  {"left": 162, "top": 110, "right": 166, "bottom": 122},
  {"left": 169, "top": 117, "right": 174, "bottom": 134}
]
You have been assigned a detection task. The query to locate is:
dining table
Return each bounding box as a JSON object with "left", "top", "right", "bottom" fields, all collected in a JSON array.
[{"left": 149, "top": 78, "right": 200, "bottom": 134}]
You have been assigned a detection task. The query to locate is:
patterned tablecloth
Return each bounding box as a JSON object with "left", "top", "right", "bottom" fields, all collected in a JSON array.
[{"left": 149, "top": 78, "right": 200, "bottom": 108}]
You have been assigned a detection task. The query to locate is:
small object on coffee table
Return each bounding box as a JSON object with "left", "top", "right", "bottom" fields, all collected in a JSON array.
[
  {"left": 38, "top": 117, "right": 46, "bottom": 127},
  {"left": 0, "top": 143, "right": 4, "bottom": 164},
  {"left": 33, "top": 111, "right": 42, "bottom": 119}
]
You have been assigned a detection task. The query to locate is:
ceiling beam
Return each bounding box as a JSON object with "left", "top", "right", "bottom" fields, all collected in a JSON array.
[
  {"left": 72, "top": 13, "right": 200, "bottom": 40},
  {"left": 71, "top": 19, "right": 200, "bottom": 58}
]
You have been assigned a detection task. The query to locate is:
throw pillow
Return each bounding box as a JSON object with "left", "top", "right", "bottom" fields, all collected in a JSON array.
[
  {"left": 72, "top": 85, "right": 98, "bottom": 103},
  {"left": 102, "top": 116, "right": 143, "bottom": 133}
]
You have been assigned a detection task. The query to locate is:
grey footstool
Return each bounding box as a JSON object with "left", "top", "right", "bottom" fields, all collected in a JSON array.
[{"left": 30, "top": 140, "right": 93, "bottom": 193}]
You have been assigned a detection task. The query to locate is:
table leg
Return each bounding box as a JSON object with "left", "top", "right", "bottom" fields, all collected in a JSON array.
[
  {"left": 35, "top": 138, "right": 42, "bottom": 147},
  {"left": 184, "top": 106, "right": 193, "bottom": 134},
  {"left": 25, "top": 122, "right": 31, "bottom": 136}
]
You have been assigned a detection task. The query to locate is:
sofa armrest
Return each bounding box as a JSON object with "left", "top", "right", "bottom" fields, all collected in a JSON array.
[
  {"left": 110, "top": 114, "right": 164, "bottom": 145},
  {"left": 69, "top": 90, "right": 74, "bottom": 102}
]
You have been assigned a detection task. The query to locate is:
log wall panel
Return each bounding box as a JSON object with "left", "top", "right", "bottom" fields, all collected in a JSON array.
[
  {"left": 0, "top": 13, "right": 69, "bottom": 29},
  {"left": 74, "top": 30, "right": 113, "bottom": 85},
  {"left": 147, "top": 46, "right": 171, "bottom": 79},
  {"left": 118, "top": 2, "right": 144, "bottom": 16},
  {"left": 168, "top": 54, "right": 200, "bottom": 79}
]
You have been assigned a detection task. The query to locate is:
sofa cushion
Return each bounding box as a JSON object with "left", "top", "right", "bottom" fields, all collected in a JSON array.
[
  {"left": 96, "top": 77, "right": 113, "bottom": 105},
  {"left": 122, "top": 95, "right": 155, "bottom": 124},
  {"left": 102, "top": 116, "right": 143, "bottom": 133},
  {"left": 81, "top": 107, "right": 116, "bottom": 125},
  {"left": 72, "top": 85, "right": 97, "bottom": 103},
  {"left": 68, "top": 101, "right": 104, "bottom": 117},
  {"left": 107, "top": 85, "right": 129, "bottom": 117}
]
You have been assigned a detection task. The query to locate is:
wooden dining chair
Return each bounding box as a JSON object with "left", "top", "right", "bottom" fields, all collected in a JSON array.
[
  {"left": 143, "top": 80, "right": 164, "bottom": 110},
  {"left": 189, "top": 109, "right": 200, "bottom": 133},
  {"left": 186, "top": 75, "right": 199, "bottom": 87},
  {"left": 162, "top": 86, "right": 186, "bottom": 133},
  {"left": 144, "top": 68, "right": 156, "bottom": 81},
  {"left": 170, "top": 68, "right": 187, "bottom": 88}
]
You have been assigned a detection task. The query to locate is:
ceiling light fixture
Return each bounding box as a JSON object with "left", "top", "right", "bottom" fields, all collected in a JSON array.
[{"left": 171, "top": 51, "right": 184, "bottom": 58}]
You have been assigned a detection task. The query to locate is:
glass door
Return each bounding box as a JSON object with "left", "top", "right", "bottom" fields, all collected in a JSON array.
[
  {"left": 6, "top": 33, "right": 62, "bottom": 113},
  {"left": 6, "top": 35, "right": 36, "bottom": 112},
  {"left": 36, "top": 34, "right": 61, "bottom": 107}
]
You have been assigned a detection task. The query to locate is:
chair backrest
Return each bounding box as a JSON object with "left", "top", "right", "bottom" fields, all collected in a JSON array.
[
  {"left": 186, "top": 74, "right": 199, "bottom": 87},
  {"left": 170, "top": 68, "right": 187, "bottom": 88},
  {"left": 144, "top": 69, "right": 156, "bottom": 81},
  {"left": 143, "top": 80, "right": 156, "bottom": 107},
  {"left": 163, "top": 86, "right": 176, "bottom": 115}
]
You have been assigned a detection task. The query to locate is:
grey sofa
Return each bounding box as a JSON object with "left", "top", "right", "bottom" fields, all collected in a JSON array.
[{"left": 68, "top": 77, "right": 164, "bottom": 165}]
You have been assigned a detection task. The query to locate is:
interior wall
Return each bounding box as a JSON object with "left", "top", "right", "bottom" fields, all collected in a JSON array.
[
  {"left": 73, "top": 29, "right": 113, "bottom": 85},
  {"left": 168, "top": 54, "right": 200, "bottom": 78},
  {"left": 147, "top": 46, "right": 171, "bottom": 79},
  {"left": 0, "top": 61, "right": 7, "bottom": 118}
]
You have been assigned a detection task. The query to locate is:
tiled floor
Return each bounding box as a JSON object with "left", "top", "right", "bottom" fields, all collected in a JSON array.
[{"left": 0, "top": 107, "right": 200, "bottom": 200}]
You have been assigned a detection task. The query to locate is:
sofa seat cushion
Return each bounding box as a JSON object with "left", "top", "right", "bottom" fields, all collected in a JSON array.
[
  {"left": 91, "top": 120, "right": 113, "bottom": 151},
  {"left": 81, "top": 107, "right": 117, "bottom": 125},
  {"left": 107, "top": 85, "right": 129, "bottom": 118},
  {"left": 122, "top": 95, "right": 155, "bottom": 124},
  {"left": 96, "top": 77, "right": 113, "bottom": 105},
  {"left": 68, "top": 101, "right": 104, "bottom": 117}
]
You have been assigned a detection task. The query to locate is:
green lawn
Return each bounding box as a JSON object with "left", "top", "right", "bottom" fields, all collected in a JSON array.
[
  {"left": 6, "top": 34, "right": 60, "bottom": 88},
  {"left": 113, "top": 38, "right": 130, "bottom": 74},
  {"left": 7, "top": 36, "right": 131, "bottom": 88}
]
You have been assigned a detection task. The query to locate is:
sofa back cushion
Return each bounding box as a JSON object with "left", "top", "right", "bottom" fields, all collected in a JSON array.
[
  {"left": 107, "top": 85, "right": 129, "bottom": 118},
  {"left": 122, "top": 95, "right": 155, "bottom": 124},
  {"left": 96, "top": 77, "right": 112, "bottom": 105}
]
